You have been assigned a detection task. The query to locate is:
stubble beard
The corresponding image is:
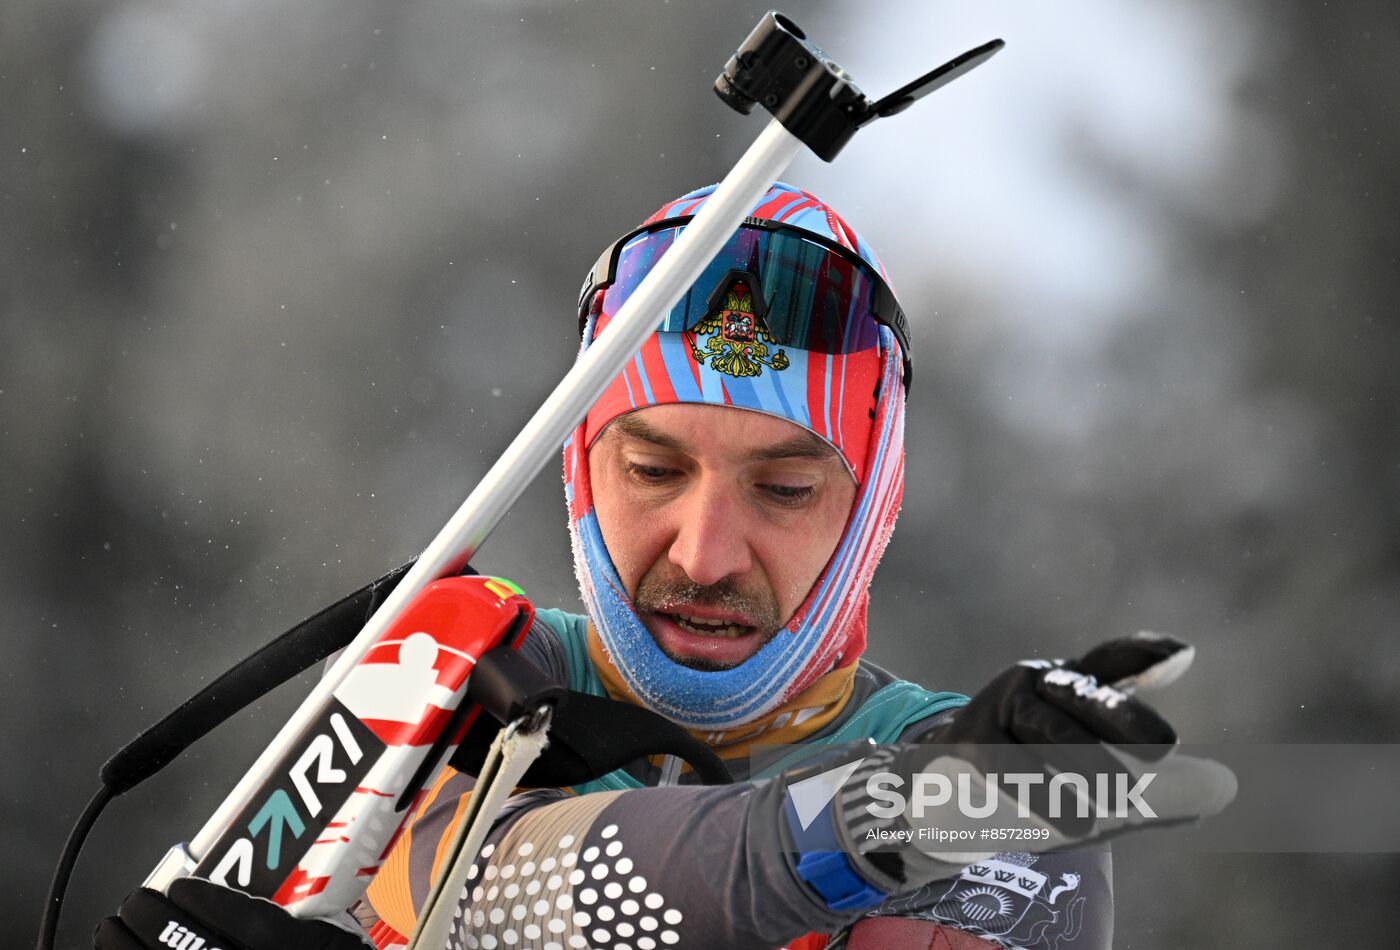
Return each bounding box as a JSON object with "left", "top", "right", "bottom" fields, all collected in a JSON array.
[{"left": 632, "top": 568, "right": 783, "bottom": 672}]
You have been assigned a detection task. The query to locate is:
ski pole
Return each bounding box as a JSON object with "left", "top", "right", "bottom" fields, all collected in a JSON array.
[{"left": 145, "top": 115, "right": 805, "bottom": 896}]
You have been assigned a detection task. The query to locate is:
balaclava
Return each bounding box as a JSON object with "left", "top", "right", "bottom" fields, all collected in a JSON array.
[{"left": 565, "top": 182, "right": 907, "bottom": 730}]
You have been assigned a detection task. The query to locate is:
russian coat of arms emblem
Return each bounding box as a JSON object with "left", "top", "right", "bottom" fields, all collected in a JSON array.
[{"left": 688, "top": 279, "right": 790, "bottom": 378}]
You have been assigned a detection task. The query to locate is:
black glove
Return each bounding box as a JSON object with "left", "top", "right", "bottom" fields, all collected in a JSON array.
[
  {"left": 827, "top": 634, "right": 1235, "bottom": 891},
  {"left": 94, "top": 878, "right": 370, "bottom": 950},
  {"left": 920, "top": 631, "right": 1193, "bottom": 777}
]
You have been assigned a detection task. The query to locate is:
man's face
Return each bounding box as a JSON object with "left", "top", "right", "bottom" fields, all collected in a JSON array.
[{"left": 588, "top": 403, "right": 857, "bottom": 672}]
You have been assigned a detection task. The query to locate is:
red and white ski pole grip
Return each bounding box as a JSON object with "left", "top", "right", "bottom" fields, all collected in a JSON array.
[{"left": 148, "top": 577, "right": 533, "bottom": 918}]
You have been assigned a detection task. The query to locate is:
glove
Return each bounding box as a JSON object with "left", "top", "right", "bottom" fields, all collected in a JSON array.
[
  {"left": 94, "top": 878, "right": 371, "bottom": 950},
  {"left": 827, "top": 634, "right": 1235, "bottom": 890},
  {"left": 919, "top": 631, "right": 1193, "bottom": 776}
]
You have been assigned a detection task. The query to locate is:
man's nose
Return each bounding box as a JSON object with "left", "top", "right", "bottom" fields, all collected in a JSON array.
[{"left": 666, "top": 476, "right": 753, "bottom": 587}]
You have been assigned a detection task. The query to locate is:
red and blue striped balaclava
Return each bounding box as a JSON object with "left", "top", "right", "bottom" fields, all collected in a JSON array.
[{"left": 565, "top": 182, "right": 908, "bottom": 730}]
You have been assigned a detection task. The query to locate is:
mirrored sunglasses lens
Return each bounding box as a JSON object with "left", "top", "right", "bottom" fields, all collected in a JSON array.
[
  {"left": 760, "top": 234, "right": 881, "bottom": 353},
  {"left": 606, "top": 226, "right": 884, "bottom": 353}
]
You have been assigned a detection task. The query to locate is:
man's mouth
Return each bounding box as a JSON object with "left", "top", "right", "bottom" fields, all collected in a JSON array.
[
  {"left": 631, "top": 574, "right": 781, "bottom": 671},
  {"left": 661, "top": 612, "right": 754, "bottom": 639},
  {"left": 644, "top": 609, "right": 770, "bottom": 671}
]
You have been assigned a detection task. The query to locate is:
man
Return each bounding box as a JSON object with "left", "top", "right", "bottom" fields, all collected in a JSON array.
[{"left": 98, "top": 183, "right": 1208, "bottom": 950}]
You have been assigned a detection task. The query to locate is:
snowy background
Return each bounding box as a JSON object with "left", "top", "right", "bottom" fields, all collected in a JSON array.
[{"left": 4, "top": 1, "right": 1398, "bottom": 946}]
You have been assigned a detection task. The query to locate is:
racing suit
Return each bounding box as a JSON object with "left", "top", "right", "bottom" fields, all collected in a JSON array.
[{"left": 357, "top": 610, "right": 1113, "bottom": 949}]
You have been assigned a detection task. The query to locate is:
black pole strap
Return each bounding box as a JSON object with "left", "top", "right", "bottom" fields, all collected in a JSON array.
[
  {"left": 100, "top": 560, "right": 419, "bottom": 795},
  {"left": 36, "top": 785, "right": 113, "bottom": 950}
]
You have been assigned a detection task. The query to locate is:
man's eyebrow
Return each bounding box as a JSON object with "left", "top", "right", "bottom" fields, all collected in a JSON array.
[
  {"left": 749, "top": 432, "right": 842, "bottom": 463},
  {"left": 609, "top": 414, "right": 687, "bottom": 451},
  {"left": 609, "top": 413, "right": 840, "bottom": 463}
]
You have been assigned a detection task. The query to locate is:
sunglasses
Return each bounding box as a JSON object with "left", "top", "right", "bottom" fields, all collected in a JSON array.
[{"left": 577, "top": 215, "right": 912, "bottom": 390}]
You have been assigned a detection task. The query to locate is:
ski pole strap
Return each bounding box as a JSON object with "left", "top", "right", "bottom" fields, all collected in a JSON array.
[
  {"left": 101, "top": 560, "right": 419, "bottom": 795},
  {"left": 407, "top": 709, "right": 554, "bottom": 950}
]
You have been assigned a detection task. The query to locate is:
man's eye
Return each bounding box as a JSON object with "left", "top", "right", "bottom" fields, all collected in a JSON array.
[
  {"left": 762, "top": 483, "right": 816, "bottom": 505},
  {"left": 625, "top": 462, "right": 676, "bottom": 482}
]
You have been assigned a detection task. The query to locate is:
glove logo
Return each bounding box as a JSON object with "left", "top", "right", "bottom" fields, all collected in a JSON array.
[
  {"left": 157, "top": 920, "right": 221, "bottom": 950},
  {"left": 1042, "top": 668, "right": 1127, "bottom": 709}
]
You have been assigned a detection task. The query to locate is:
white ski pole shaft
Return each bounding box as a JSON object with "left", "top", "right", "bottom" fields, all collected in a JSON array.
[{"left": 166, "top": 117, "right": 804, "bottom": 883}]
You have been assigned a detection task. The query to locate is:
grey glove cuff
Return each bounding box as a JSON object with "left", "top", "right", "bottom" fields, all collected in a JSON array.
[{"left": 832, "top": 745, "right": 976, "bottom": 892}]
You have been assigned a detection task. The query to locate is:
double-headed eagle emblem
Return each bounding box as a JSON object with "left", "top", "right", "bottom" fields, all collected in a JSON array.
[{"left": 688, "top": 280, "right": 790, "bottom": 378}]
